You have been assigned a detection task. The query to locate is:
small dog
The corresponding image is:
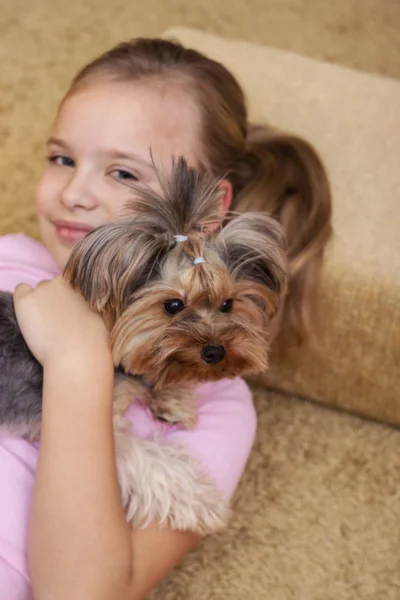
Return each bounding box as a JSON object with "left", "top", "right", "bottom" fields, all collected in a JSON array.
[{"left": 0, "top": 158, "right": 288, "bottom": 534}]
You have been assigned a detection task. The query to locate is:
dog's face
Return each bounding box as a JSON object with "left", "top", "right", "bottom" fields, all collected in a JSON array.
[
  {"left": 64, "top": 210, "right": 288, "bottom": 389},
  {"left": 64, "top": 156, "right": 288, "bottom": 387}
]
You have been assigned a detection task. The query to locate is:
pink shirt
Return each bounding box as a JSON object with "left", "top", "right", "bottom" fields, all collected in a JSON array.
[{"left": 0, "top": 234, "right": 257, "bottom": 598}]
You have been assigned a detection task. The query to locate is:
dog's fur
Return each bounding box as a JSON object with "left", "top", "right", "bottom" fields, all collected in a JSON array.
[{"left": 0, "top": 158, "right": 288, "bottom": 534}]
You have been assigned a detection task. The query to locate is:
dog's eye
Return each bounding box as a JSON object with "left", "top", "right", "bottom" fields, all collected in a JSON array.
[
  {"left": 220, "top": 299, "right": 233, "bottom": 313},
  {"left": 164, "top": 298, "right": 185, "bottom": 316}
]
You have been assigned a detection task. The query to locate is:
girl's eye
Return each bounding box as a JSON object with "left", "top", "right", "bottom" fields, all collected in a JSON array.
[
  {"left": 48, "top": 155, "right": 75, "bottom": 168},
  {"left": 110, "top": 169, "right": 139, "bottom": 183}
]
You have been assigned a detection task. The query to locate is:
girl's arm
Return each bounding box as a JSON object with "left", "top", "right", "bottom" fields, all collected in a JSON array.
[
  {"left": 33, "top": 353, "right": 198, "bottom": 600},
  {"left": 14, "top": 278, "right": 255, "bottom": 600},
  {"left": 14, "top": 278, "right": 199, "bottom": 600}
]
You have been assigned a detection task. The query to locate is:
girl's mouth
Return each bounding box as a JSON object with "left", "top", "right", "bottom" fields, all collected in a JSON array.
[{"left": 53, "top": 219, "right": 94, "bottom": 243}]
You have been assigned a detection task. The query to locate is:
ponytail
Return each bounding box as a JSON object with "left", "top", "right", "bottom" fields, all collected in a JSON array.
[{"left": 230, "top": 125, "right": 333, "bottom": 342}]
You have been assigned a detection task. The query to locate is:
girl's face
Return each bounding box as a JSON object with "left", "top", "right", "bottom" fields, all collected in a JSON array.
[{"left": 36, "top": 80, "right": 204, "bottom": 270}]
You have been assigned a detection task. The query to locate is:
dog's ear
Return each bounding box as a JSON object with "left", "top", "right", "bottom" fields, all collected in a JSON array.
[
  {"left": 214, "top": 213, "right": 289, "bottom": 315},
  {"left": 63, "top": 218, "right": 167, "bottom": 329}
]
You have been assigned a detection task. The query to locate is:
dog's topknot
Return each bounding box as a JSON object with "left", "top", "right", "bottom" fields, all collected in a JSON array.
[
  {"left": 63, "top": 157, "right": 224, "bottom": 327},
  {"left": 120, "top": 156, "right": 224, "bottom": 242},
  {"left": 64, "top": 156, "right": 288, "bottom": 336}
]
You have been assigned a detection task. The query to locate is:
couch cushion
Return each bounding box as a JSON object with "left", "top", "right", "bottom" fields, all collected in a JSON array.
[{"left": 163, "top": 27, "right": 400, "bottom": 426}]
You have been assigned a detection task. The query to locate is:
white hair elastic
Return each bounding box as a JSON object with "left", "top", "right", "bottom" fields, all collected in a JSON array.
[
  {"left": 174, "top": 234, "right": 188, "bottom": 243},
  {"left": 193, "top": 257, "right": 206, "bottom": 265}
]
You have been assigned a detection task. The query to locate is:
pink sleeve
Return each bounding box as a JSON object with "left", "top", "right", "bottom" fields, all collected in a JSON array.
[
  {"left": 164, "top": 378, "right": 257, "bottom": 500},
  {"left": 0, "top": 438, "right": 37, "bottom": 599},
  {"left": 0, "top": 559, "right": 32, "bottom": 600},
  {"left": 0, "top": 234, "right": 59, "bottom": 292},
  {"left": 0, "top": 234, "right": 58, "bottom": 597}
]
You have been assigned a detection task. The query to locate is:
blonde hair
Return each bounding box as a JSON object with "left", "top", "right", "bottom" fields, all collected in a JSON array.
[{"left": 68, "top": 38, "right": 332, "bottom": 343}]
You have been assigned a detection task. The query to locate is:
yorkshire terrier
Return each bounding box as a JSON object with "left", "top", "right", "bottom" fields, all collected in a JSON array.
[{"left": 0, "top": 157, "right": 288, "bottom": 534}]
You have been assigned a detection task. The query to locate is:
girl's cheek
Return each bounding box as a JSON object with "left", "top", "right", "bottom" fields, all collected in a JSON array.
[
  {"left": 104, "top": 194, "right": 133, "bottom": 222},
  {"left": 35, "top": 171, "right": 60, "bottom": 214}
]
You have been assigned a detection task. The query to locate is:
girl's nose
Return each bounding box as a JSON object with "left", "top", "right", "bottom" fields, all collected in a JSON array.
[{"left": 61, "top": 173, "right": 98, "bottom": 211}]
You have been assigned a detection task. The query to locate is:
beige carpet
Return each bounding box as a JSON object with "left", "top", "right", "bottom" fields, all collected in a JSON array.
[
  {"left": 150, "top": 387, "right": 400, "bottom": 600},
  {"left": 1, "top": 2, "right": 400, "bottom": 599}
]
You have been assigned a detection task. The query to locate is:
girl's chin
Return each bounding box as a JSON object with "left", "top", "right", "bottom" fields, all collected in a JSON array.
[
  {"left": 45, "top": 235, "right": 72, "bottom": 271},
  {"left": 52, "top": 245, "right": 70, "bottom": 272}
]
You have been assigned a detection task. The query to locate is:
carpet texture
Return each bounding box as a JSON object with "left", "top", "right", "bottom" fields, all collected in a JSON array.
[
  {"left": 1, "top": 2, "right": 400, "bottom": 599},
  {"left": 149, "top": 386, "right": 400, "bottom": 600}
]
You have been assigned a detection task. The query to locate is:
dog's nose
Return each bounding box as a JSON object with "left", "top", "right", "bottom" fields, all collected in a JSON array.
[{"left": 201, "top": 345, "right": 226, "bottom": 364}]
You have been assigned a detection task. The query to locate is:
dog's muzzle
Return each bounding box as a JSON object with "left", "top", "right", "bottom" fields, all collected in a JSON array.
[{"left": 201, "top": 345, "right": 226, "bottom": 364}]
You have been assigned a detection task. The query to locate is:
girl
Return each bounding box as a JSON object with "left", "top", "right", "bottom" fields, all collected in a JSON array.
[{"left": 0, "top": 38, "right": 332, "bottom": 599}]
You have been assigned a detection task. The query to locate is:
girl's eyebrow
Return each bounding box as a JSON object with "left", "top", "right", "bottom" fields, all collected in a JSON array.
[
  {"left": 104, "top": 149, "right": 154, "bottom": 171},
  {"left": 47, "top": 136, "right": 68, "bottom": 148}
]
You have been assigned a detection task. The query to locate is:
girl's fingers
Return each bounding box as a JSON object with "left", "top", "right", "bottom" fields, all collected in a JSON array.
[{"left": 13, "top": 282, "right": 33, "bottom": 301}]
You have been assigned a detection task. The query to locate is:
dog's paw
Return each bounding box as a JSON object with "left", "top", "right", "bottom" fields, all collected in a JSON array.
[
  {"left": 115, "top": 429, "right": 230, "bottom": 535},
  {"left": 145, "top": 385, "right": 198, "bottom": 429}
]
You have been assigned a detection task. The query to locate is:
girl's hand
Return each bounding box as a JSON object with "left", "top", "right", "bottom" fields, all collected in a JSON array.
[{"left": 13, "top": 276, "right": 112, "bottom": 370}]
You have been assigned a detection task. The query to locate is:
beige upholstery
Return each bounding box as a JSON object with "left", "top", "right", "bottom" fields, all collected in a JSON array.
[{"left": 165, "top": 27, "right": 400, "bottom": 427}]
